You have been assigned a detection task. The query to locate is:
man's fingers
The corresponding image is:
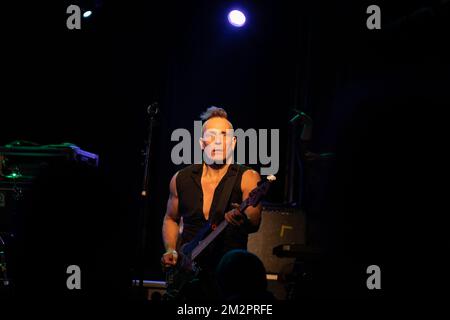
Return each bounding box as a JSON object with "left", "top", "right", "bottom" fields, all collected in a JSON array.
[
  {"left": 225, "top": 213, "right": 236, "bottom": 225},
  {"left": 231, "top": 203, "right": 241, "bottom": 211},
  {"left": 168, "top": 255, "right": 177, "bottom": 265},
  {"left": 161, "top": 254, "right": 177, "bottom": 267},
  {"left": 232, "top": 209, "right": 244, "bottom": 221},
  {"left": 226, "top": 211, "right": 244, "bottom": 226}
]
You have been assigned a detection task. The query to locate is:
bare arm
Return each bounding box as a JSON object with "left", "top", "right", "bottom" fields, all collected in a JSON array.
[
  {"left": 225, "top": 169, "right": 262, "bottom": 233},
  {"left": 161, "top": 172, "right": 180, "bottom": 266},
  {"left": 240, "top": 169, "right": 263, "bottom": 232}
]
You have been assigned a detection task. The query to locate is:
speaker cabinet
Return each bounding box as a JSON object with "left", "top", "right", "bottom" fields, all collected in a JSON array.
[{"left": 248, "top": 207, "right": 306, "bottom": 274}]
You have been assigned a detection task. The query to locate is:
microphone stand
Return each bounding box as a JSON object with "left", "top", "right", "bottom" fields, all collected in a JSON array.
[{"left": 137, "top": 103, "right": 159, "bottom": 298}]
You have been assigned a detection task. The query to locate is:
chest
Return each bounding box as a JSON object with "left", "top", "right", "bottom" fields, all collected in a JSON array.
[{"left": 200, "top": 177, "right": 223, "bottom": 220}]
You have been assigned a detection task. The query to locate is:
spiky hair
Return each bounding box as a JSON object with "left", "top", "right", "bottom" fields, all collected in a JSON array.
[{"left": 199, "top": 106, "right": 228, "bottom": 121}]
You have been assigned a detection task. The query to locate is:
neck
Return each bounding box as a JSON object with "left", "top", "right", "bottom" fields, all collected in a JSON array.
[{"left": 203, "top": 162, "right": 230, "bottom": 178}]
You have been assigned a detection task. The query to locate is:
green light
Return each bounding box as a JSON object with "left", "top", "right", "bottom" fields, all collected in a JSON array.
[{"left": 5, "top": 172, "right": 22, "bottom": 179}]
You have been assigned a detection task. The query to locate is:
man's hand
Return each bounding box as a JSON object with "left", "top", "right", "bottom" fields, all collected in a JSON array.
[
  {"left": 224, "top": 203, "right": 246, "bottom": 226},
  {"left": 161, "top": 249, "right": 178, "bottom": 268}
]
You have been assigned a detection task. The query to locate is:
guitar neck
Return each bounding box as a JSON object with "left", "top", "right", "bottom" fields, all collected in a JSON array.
[
  {"left": 191, "top": 200, "right": 250, "bottom": 261},
  {"left": 191, "top": 219, "right": 228, "bottom": 260}
]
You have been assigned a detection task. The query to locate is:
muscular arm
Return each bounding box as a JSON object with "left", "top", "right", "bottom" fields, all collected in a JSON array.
[
  {"left": 162, "top": 172, "right": 180, "bottom": 252},
  {"left": 240, "top": 170, "right": 263, "bottom": 233},
  {"left": 225, "top": 169, "right": 262, "bottom": 232}
]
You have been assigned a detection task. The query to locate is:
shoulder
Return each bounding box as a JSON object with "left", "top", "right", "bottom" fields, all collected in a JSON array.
[
  {"left": 177, "top": 164, "right": 202, "bottom": 176},
  {"left": 171, "top": 164, "right": 201, "bottom": 195},
  {"left": 231, "top": 163, "right": 253, "bottom": 175},
  {"left": 169, "top": 171, "right": 179, "bottom": 195},
  {"left": 238, "top": 165, "right": 260, "bottom": 191},
  {"left": 242, "top": 169, "right": 261, "bottom": 183},
  {"left": 174, "top": 164, "right": 201, "bottom": 182},
  {"left": 231, "top": 164, "right": 260, "bottom": 180}
]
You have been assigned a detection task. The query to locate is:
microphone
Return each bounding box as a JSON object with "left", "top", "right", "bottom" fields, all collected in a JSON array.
[{"left": 147, "top": 102, "right": 159, "bottom": 117}]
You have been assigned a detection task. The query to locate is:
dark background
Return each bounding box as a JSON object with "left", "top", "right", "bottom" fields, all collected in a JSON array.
[{"left": 1, "top": 0, "right": 448, "bottom": 300}]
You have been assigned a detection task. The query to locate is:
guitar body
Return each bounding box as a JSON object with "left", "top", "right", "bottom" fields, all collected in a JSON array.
[
  {"left": 164, "top": 256, "right": 199, "bottom": 300},
  {"left": 163, "top": 221, "right": 216, "bottom": 300}
]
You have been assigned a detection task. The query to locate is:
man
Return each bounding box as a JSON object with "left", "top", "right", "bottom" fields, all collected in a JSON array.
[{"left": 161, "top": 106, "right": 262, "bottom": 300}]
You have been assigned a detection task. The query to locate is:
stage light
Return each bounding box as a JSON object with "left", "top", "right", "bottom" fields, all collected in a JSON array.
[
  {"left": 228, "top": 10, "right": 246, "bottom": 27},
  {"left": 83, "top": 10, "right": 92, "bottom": 18}
]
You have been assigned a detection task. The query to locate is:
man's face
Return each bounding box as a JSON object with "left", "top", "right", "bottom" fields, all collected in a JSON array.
[{"left": 200, "top": 117, "right": 236, "bottom": 165}]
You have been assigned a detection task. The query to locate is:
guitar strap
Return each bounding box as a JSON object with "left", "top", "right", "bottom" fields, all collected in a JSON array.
[{"left": 209, "top": 164, "right": 241, "bottom": 226}]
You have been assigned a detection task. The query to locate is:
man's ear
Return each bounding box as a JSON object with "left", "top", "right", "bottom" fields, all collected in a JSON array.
[{"left": 231, "top": 136, "right": 237, "bottom": 150}]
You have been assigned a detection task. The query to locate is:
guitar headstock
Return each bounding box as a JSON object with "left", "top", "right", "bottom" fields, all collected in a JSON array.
[{"left": 246, "top": 175, "right": 276, "bottom": 207}]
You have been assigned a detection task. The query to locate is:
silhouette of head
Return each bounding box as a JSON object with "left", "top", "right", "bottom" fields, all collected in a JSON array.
[{"left": 216, "top": 249, "right": 273, "bottom": 301}]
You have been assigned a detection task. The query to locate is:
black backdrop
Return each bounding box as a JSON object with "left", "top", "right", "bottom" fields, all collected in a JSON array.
[{"left": 2, "top": 0, "right": 449, "bottom": 299}]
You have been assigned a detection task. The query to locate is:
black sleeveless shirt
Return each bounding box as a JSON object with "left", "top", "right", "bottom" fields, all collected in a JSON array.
[{"left": 176, "top": 163, "right": 251, "bottom": 264}]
